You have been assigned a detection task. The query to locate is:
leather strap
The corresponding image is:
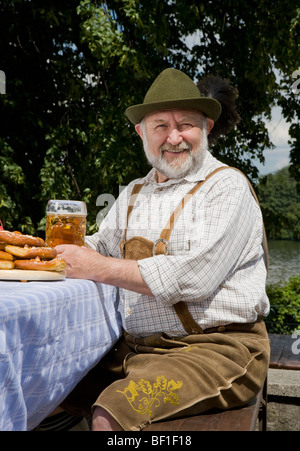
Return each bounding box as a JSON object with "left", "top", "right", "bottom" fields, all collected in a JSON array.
[
  {"left": 169, "top": 167, "right": 269, "bottom": 334},
  {"left": 156, "top": 166, "right": 269, "bottom": 273},
  {"left": 155, "top": 167, "right": 230, "bottom": 255},
  {"left": 123, "top": 167, "right": 269, "bottom": 335},
  {"left": 173, "top": 301, "right": 204, "bottom": 334},
  {"left": 123, "top": 182, "right": 144, "bottom": 243}
]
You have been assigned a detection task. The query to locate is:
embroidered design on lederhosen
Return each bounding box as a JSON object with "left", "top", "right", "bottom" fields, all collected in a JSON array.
[{"left": 116, "top": 376, "right": 183, "bottom": 418}]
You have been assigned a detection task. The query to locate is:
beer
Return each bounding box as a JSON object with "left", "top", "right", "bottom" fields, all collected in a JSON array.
[{"left": 45, "top": 200, "right": 87, "bottom": 248}]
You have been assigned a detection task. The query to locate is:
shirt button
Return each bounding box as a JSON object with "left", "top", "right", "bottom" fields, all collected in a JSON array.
[
  {"left": 217, "top": 326, "right": 226, "bottom": 332},
  {"left": 126, "top": 308, "right": 132, "bottom": 315}
]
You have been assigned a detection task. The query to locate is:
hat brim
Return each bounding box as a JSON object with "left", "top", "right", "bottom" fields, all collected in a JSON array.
[{"left": 125, "top": 97, "right": 222, "bottom": 125}]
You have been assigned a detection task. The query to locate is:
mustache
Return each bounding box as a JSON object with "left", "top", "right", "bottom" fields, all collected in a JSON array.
[{"left": 160, "top": 141, "right": 192, "bottom": 152}]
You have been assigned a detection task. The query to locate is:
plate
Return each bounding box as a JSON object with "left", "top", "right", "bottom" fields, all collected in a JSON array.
[{"left": 0, "top": 269, "right": 66, "bottom": 281}]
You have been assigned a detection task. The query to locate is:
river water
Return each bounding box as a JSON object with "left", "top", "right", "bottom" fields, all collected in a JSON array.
[{"left": 267, "top": 240, "right": 300, "bottom": 285}]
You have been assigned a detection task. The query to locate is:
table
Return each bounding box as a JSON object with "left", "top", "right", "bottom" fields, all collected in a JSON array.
[{"left": 0, "top": 278, "right": 122, "bottom": 431}]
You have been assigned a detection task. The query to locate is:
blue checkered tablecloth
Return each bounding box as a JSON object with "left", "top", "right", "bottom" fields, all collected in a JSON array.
[{"left": 0, "top": 278, "right": 122, "bottom": 431}]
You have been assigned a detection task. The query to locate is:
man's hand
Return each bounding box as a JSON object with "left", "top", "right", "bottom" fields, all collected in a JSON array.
[
  {"left": 55, "top": 244, "right": 106, "bottom": 280},
  {"left": 55, "top": 244, "right": 153, "bottom": 296}
]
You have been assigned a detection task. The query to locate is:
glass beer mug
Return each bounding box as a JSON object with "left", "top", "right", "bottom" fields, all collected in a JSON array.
[{"left": 45, "top": 200, "right": 87, "bottom": 248}]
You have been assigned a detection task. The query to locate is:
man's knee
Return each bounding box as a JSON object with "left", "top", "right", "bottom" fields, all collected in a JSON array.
[{"left": 92, "top": 406, "right": 123, "bottom": 431}]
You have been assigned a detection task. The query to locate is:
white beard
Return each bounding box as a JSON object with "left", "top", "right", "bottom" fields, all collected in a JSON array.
[{"left": 142, "top": 124, "right": 208, "bottom": 180}]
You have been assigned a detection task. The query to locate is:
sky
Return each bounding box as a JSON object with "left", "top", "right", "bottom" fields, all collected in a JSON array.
[{"left": 254, "top": 106, "right": 291, "bottom": 176}]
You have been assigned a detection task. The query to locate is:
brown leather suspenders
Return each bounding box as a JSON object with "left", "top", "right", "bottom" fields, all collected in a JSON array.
[{"left": 122, "top": 167, "right": 269, "bottom": 335}]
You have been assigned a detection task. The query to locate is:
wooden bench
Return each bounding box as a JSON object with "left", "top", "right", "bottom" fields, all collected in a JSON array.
[
  {"left": 144, "top": 382, "right": 267, "bottom": 432},
  {"left": 269, "top": 333, "right": 300, "bottom": 371}
]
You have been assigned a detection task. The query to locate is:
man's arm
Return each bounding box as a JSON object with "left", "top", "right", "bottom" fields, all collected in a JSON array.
[
  {"left": 55, "top": 244, "right": 153, "bottom": 297},
  {"left": 138, "top": 171, "right": 261, "bottom": 305}
]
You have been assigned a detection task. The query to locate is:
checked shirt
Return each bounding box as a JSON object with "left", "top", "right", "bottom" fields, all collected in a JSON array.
[{"left": 86, "top": 150, "right": 270, "bottom": 337}]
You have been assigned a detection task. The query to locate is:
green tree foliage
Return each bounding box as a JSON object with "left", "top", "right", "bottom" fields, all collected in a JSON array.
[
  {"left": 257, "top": 166, "right": 300, "bottom": 240},
  {"left": 266, "top": 275, "right": 300, "bottom": 334},
  {"left": 0, "top": 0, "right": 299, "bottom": 235}
]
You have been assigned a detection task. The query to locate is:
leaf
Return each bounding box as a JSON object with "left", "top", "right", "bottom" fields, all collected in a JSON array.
[
  {"left": 167, "top": 379, "right": 183, "bottom": 392},
  {"left": 0, "top": 0, "right": 299, "bottom": 234},
  {"left": 138, "top": 379, "right": 152, "bottom": 395},
  {"left": 154, "top": 375, "right": 167, "bottom": 391}
]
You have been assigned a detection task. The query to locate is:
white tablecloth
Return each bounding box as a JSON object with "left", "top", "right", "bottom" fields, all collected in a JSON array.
[{"left": 0, "top": 278, "right": 122, "bottom": 431}]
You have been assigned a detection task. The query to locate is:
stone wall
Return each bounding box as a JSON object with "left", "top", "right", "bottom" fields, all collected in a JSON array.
[{"left": 267, "top": 369, "right": 300, "bottom": 431}]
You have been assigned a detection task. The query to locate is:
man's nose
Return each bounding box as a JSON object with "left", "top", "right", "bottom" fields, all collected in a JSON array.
[{"left": 166, "top": 128, "right": 183, "bottom": 146}]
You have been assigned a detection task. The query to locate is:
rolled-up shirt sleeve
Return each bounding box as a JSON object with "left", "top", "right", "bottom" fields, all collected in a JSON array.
[
  {"left": 138, "top": 173, "right": 260, "bottom": 305},
  {"left": 85, "top": 200, "right": 122, "bottom": 256},
  {"left": 85, "top": 184, "right": 134, "bottom": 257}
]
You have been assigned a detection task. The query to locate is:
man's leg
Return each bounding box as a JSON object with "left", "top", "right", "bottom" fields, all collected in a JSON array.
[
  {"left": 92, "top": 323, "right": 270, "bottom": 431},
  {"left": 92, "top": 406, "right": 123, "bottom": 431}
]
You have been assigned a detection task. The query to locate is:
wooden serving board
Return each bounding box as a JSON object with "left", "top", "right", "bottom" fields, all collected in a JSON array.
[{"left": 0, "top": 269, "right": 66, "bottom": 281}]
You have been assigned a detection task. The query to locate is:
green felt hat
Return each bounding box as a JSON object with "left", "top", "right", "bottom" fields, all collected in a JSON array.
[{"left": 125, "top": 68, "right": 222, "bottom": 124}]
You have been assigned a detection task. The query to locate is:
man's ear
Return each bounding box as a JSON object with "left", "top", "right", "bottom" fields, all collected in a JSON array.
[
  {"left": 135, "top": 123, "right": 144, "bottom": 140},
  {"left": 206, "top": 118, "right": 214, "bottom": 134}
]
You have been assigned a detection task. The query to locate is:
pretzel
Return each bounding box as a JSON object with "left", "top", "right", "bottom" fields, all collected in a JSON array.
[
  {"left": 14, "top": 257, "right": 66, "bottom": 272},
  {"left": 0, "top": 250, "right": 14, "bottom": 261},
  {"left": 0, "top": 230, "right": 45, "bottom": 247},
  {"left": 0, "top": 260, "right": 15, "bottom": 270},
  {"left": 5, "top": 245, "right": 57, "bottom": 260}
]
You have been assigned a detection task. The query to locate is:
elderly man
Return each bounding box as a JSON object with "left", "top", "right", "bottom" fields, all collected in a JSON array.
[{"left": 57, "top": 68, "right": 270, "bottom": 431}]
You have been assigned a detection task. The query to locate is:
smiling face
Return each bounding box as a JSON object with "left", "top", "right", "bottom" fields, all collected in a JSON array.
[{"left": 135, "top": 110, "right": 214, "bottom": 182}]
